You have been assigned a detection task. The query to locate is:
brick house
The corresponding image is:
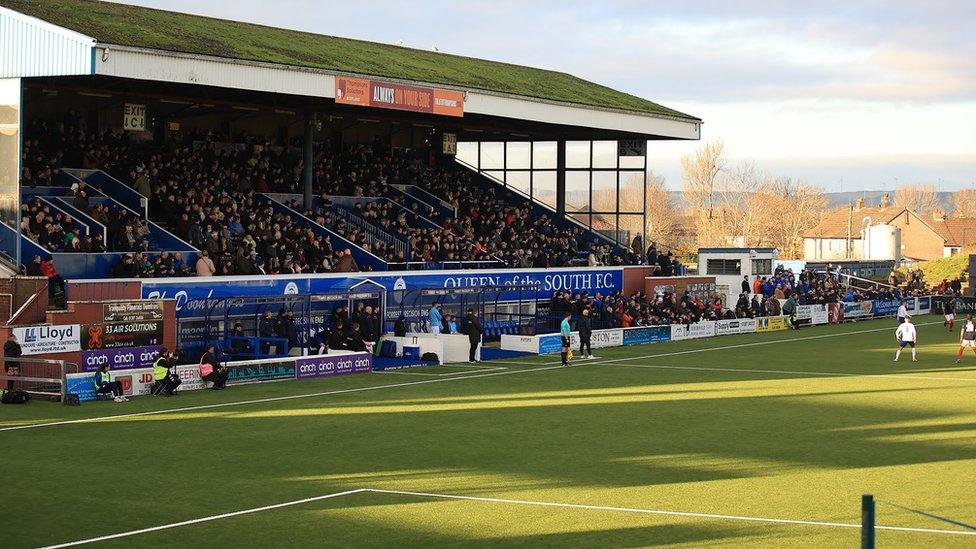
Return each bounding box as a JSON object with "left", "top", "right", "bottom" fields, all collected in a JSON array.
[{"left": 803, "top": 195, "right": 976, "bottom": 261}]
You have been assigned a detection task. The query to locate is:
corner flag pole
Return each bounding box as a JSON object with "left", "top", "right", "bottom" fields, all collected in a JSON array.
[{"left": 861, "top": 494, "right": 875, "bottom": 549}]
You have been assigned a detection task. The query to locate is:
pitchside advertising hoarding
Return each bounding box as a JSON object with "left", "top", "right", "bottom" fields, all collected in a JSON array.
[
  {"left": 843, "top": 301, "right": 874, "bottom": 319},
  {"left": 538, "top": 329, "right": 624, "bottom": 354},
  {"left": 622, "top": 326, "right": 671, "bottom": 346},
  {"left": 295, "top": 352, "right": 373, "bottom": 379},
  {"left": 796, "top": 304, "right": 829, "bottom": 325},
  {"left": 756, "top": 316, "right": 789, "bottom": 332},
  {"left": 714, "top": 318, "right": 757, "bottom": 336},
  {"left": 82, "top": 321, "right": 163, "bottom": 350},
  {"left": 671, "top": 322, "right": 716, "bottom": 341},
  {"left": 11, "top": 324, "right": 81, "bottom": 355}
]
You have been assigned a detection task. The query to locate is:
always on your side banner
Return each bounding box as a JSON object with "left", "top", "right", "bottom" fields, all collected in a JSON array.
[{"left": 335, "top": 77, "right": 464, "bottom": 117}]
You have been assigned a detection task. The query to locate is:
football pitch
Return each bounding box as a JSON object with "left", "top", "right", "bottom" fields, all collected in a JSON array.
[{"left": 3, "top": 315, "right": 975, "bottom": 548}]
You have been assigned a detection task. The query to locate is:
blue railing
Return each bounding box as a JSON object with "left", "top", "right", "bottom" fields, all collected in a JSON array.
[
  {"left": 390, "top": 184, "right": 456, "bottom": 218},
  {"left": 68, "top": 169, "right": 148, "bottom": 217},
  {"left": 48, "top": 197, "right": 108, "bottom": 243}
]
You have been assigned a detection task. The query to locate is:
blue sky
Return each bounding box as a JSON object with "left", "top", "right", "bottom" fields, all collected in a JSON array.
[{"left": 118, "top": 0, "right": 976, "bottom": 192}]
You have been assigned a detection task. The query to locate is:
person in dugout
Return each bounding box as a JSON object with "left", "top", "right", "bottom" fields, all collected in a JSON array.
[
  {"left": 93, "top": 363, "right": 128, "bottom": 402},
  {"left": 199, "top": 344, "right": 229, "bottom": 390},
  {"left": 153, "top": 348, "right": 182, "bottom": 395}
]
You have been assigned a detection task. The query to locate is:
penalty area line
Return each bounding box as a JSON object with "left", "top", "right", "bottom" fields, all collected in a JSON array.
[
  {"left": 368, "top": 489, "right": 976, "bottom": 537},
  {"left": 38, "top": 489, "right": 368, "bottom": 548},
  {"left": 44, "top": 486, "right": 976, "bottom": 546}
]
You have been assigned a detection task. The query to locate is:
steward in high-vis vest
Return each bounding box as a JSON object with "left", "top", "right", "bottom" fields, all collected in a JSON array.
[
  {"left": 93, "top": 364, "right": 127, "bottom": 402},
  {"left": 153, "top": 349, "right": 181, "bottom": 396}
]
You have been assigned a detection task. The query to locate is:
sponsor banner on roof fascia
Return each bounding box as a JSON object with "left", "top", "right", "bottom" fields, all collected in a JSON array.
[
  {"left": 103, "top": 300, "right": 164, "bottom": 323},
  {"left": 715, "top": 318, "right": 757, "bottom": 336},
  {"left": 67, "top": 367, "right": 156, "bottom": 402},
  {"left": 670, "top": 321, "right": 716, "bottom": 341},
  {"left": 11, "top": 324, "right": 81, "bottom": 355},
  {"left": 295, "top": 352, "right": 373, "bottom": 379},
  {"left": 82, "top": 346, "right": 162, "bottom": 372},
  {"left": 334, "top": 76, "right": 464, "bottom": 117},
  {"left": 142, "top": 268, "right": 623, "bottom": 314},
  {"left": 622, "top": 326, "right": 671, "bottom": 346}
]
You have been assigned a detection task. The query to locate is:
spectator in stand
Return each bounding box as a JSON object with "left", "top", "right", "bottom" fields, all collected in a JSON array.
[
  {"left": 196, "top": 250, "right": 216, "bottom": 277},
  {"left": 39, "top": 255, "right": 65, "bottom": 304},
  {"left": 199, "top": 344, "right": 229, "bottom": 390},
  {"left": 332, "top": 249, "right": 358, "bottom": 273},
  {"left": 741, "top": 275, "right": 750, "bottom": 294}
]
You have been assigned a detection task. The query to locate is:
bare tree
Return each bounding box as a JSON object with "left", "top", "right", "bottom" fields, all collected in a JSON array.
[
  {"left": 764, "top": 178, "right": 828, "bottom": 258},
  {"left": 895, "top": 184, "right": 940, "bottom": 214},
  {"left": 953, "top": 188, "right": 976, "bottom": 218},
  {"left": 681, "top": 141, "right": 727, "bottom": 220}
]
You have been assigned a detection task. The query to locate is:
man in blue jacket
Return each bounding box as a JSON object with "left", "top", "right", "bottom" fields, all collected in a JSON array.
[
  {"left": 93, "top": 364, "right": 127, "bottom": 402},
  {"left": 429, "top": 304, "right": 443, "bottom": 335}
]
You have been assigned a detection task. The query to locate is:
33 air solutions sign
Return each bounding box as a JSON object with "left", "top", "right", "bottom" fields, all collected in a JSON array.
[
  {"left": 11, "top": 324, "right": 81, "bottom": 355},
  {"left": 335, "top": 77, "right": 464, "bottom": 117}
]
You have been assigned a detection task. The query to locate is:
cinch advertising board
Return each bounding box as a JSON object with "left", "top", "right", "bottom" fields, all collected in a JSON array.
[
  {"left": 82, "top": 346, "right": 162, "bottom": 372},
  {"left": 11, "top": 324, "right": 81, "bottom": 355},
  {"left": 295, "top": 352, "right": 373, "bottom": 379}
]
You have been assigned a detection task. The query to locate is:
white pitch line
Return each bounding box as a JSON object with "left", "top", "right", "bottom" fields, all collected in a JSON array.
[
  {"left": 536, "top": 320, "right": 943, "bottom": 367},
  {"left": 367, "top": 489, "right": 976, "bottom": 537},
  {"left": 375, "top": 366, "right": 505, "bottom": 377},
  {"left": 35, "top": 487, "right": 976, "bottom": 547},
  {"left": 38, "top": 488, "right": 368, "bottom": 548},
  {"left": 609, "top": 362, "right": 976, "bottom": 383},
  {"left": 0, "top": 364, "right": 566, "bottom": 434}
]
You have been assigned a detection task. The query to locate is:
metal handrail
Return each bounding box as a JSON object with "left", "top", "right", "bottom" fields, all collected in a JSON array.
[{"left": 326, "top": 207, "right": 408, "bottom": 260}]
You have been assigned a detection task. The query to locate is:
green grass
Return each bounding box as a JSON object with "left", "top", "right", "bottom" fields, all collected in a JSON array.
[
  {"left": 4, "top": 315, "right": 976, "bottom": 547},
  {"left": 0, "top": 0, "right": 697, "bottom": 120},
  {"left": 897, "top": 252, "right": 971, "bottom": 286}
]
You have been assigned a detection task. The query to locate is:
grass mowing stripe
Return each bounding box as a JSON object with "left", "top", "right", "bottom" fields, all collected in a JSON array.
[
  {"left": 0, "top": 364, "right": 566, "bottom": 434},
  {"left": 608, "top": 362, "right": 976, "bottom": 383},
  {"left": 367, "top": 489, "right": 976, "bottom": 537},
  {"left": 537, "top": 320, "right": 942, "bottom": 366},
  {"left": 38, "top": 489, "right": 367, "bottom": 548}
]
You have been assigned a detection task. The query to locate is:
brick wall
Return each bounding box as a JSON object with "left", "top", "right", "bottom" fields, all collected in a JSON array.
[
  {"left": 622, "top": 266, "right": 654, "bottom": 295},
  {"left": 888, "top": 211, "right": 946, "bottom": 261}
]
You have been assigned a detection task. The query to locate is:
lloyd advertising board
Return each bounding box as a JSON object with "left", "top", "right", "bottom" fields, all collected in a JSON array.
[
  {"left": 622, "top": 326, "right": 671, "bottom": 346},
  {"left": 295, "top": 352, "right": 373, "bottom": 379},
  {"left": 538, "top": 328, "right": 623, "bottom": 354},
  {"left": 715, "top": 318, "right": 757, "bottom": 336},
  {"left": 670, "top": 321, "right": 716, "bottom": 341},
  {"left": 11, "top": 324, "right": 81, "bottom": 355},
  {"left": 82, "top": 346, "right": 162, "bottom": 372}
]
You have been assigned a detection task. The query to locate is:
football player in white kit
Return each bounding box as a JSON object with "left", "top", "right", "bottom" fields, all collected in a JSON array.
[
  {"left": 894, "top": 316, "right": 917, "bottom": 362},
  {"left": 957, "top": 314, "right": 976, "bottom": 364}
]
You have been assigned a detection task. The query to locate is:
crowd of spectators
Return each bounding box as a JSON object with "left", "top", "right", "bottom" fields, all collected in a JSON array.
[{"left": 22, "top": 116, "right": 686, "bottom": 276}]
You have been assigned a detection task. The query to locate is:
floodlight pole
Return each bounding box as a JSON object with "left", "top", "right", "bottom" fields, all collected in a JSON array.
[{"left": 861, "top": 494, "right": 875, "bottom": 549}]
